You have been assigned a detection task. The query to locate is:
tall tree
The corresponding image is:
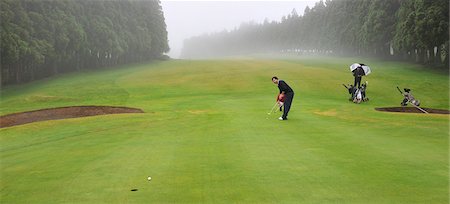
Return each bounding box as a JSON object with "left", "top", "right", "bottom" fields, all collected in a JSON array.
[{"left": 1, "top": 0, "right": 169, "bottom": 85}]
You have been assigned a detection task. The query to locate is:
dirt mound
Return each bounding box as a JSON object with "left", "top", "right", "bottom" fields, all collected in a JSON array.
[
  {"left": 0, "top": 106, "right": 144, "bottom": 128},
  {"left": 375, "top": 107, "right": 450, "bottom": 114}
]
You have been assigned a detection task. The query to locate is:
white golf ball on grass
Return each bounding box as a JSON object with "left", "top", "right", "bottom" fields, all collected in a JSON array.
[{"left": 147, "top": 176, "right": 152, "bottom": 181}]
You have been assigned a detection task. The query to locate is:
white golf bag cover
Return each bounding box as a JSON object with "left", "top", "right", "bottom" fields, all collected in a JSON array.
[{"left": 353, "top": 89, "right": 363, "bottom": 103}]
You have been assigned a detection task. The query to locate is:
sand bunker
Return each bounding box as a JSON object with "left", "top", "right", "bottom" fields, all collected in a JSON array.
[
  {"left": 0, "top": 106, "right": 144, "bottom": 128},
  {"left": 375, "top": 107, "right": 449, "bottom": 114}
]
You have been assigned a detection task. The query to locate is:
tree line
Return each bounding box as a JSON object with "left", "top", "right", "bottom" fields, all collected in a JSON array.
[
  {"left": 181, "top": 0, "right": 449, "bottom": 67},
  {"left": 1, "top": 0, "right": 169, "bottom": 85}
]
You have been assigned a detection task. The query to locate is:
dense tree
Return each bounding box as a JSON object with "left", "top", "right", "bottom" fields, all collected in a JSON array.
[
  {"left": 1, "top": 0, "right": 169, "bottom": 85},
  {"left": 181, "top": 0, "right": 448, "bottom": 68},
  {"left": 360, "top": 0, "right": 400, "bottom": 57}
]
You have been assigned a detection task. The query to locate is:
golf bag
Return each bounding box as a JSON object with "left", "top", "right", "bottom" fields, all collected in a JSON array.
[
  {"left": 343, "top": 81, "right": 369, "bottom": 104},
  {"left": 399, "top": 88, "right": 420, "bottom": 107}
]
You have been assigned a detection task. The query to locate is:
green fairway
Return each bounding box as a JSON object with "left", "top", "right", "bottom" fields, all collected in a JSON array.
[{"left": 1, "top": 57, "right": 448, "bottom": 203}]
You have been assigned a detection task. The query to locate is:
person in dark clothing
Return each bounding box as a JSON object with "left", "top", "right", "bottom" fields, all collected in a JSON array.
[
  {"left": 352, "top": 64, "right": 365, "bottom": 88},
  {"left": 272, "top": 76, "right": 294, "bottom": 120}
]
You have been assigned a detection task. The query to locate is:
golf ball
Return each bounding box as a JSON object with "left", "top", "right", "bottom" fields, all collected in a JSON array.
[{"left": 147, "top": 176, "right": 152, "bottom": 181}]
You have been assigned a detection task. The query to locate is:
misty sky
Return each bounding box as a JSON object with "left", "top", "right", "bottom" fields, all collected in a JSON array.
[{"left": 161, "top": 0, "right": 321, "bottom": 58}]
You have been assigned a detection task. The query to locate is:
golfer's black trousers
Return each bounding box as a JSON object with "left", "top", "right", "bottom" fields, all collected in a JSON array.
[
  {"left": 354, "top": 76, "right": 362, "bottom": 88},
  {"left": 282, "top": 92, "right": 294, "bottom": 119}
]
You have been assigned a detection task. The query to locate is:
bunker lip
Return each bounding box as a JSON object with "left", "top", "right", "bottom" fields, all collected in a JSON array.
[
  {"left": 375, "top": 107, "right": 450, "bottom": 114},
  {"left": 0, "top": 106, "right": 144, "bottom": 128}
]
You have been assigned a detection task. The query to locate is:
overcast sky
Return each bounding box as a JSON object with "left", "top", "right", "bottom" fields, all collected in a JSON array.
[{"left": 161, "top": 0, "right": 321, "bottom": 58}]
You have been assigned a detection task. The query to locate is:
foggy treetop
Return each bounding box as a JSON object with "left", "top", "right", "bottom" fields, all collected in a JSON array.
[
  {"left": 181, "top": 0, "right": 449, "bottom": 67},
  {"left": 1, "top": 0, "right": 169, "bottom": 85}
]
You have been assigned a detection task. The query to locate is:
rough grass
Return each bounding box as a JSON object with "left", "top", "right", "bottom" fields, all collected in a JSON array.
[{"left": 1, "top": 56, "right": 448, "bottom": 203}]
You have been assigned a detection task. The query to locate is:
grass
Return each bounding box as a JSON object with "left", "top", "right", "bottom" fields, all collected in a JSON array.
[{"left": 1, "top": 56, "right": 448, "bottom": 203}]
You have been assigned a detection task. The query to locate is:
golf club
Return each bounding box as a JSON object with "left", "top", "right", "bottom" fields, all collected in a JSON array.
[{"left": 267, "top": 102, "right": 279, "bottom": 115}]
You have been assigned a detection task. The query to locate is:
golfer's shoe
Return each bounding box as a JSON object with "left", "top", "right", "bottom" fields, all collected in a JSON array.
[{"left": 278, "top": 117, "right": 287, "bottom": 120}]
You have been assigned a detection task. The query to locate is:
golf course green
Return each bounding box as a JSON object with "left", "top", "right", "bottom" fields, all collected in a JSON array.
[{"left": 1, "top": 56, "right": 448, "bottom": 203}]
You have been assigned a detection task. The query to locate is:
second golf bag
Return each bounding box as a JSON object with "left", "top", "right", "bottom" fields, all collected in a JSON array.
[{"left": 398, "top": 87, "right": 420, "bottom": 106}]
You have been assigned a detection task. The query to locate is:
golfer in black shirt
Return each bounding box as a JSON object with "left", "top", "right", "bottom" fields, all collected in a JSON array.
[
  {"left": 353, "top": 66, "right": 364, "bottom": 88},
  {"left": 272, "top": 76, "right": 294, "bottom": 120}
]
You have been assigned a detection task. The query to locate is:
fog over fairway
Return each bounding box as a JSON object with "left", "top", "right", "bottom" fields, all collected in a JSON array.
[
  {"left": 1, "top": 0, "right": 447, "bottom": 85},
  {"left": 161, "top": 0, "right": 320, "bottom": 58}
]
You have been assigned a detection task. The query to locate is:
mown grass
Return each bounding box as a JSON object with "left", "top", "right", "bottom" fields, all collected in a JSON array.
[{"left": 1, "top": 56, "right": 448, "bottom": 203}]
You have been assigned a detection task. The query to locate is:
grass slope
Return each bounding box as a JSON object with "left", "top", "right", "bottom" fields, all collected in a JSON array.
[{"left": 1, "top": 57, "right": 448, "bottom": 203}]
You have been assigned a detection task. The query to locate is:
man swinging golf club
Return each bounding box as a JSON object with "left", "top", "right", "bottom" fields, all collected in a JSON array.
[{"left": 272, "top": 76, "right": 294, "bottom": 120}]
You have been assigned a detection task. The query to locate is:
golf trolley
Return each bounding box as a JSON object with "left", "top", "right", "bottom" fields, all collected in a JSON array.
[
  {"left": 397, "top": 87, "right": 428, "bottom": 114},
  {"left": 343, "top": 81, "right": 369, "bottom": 104}
]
